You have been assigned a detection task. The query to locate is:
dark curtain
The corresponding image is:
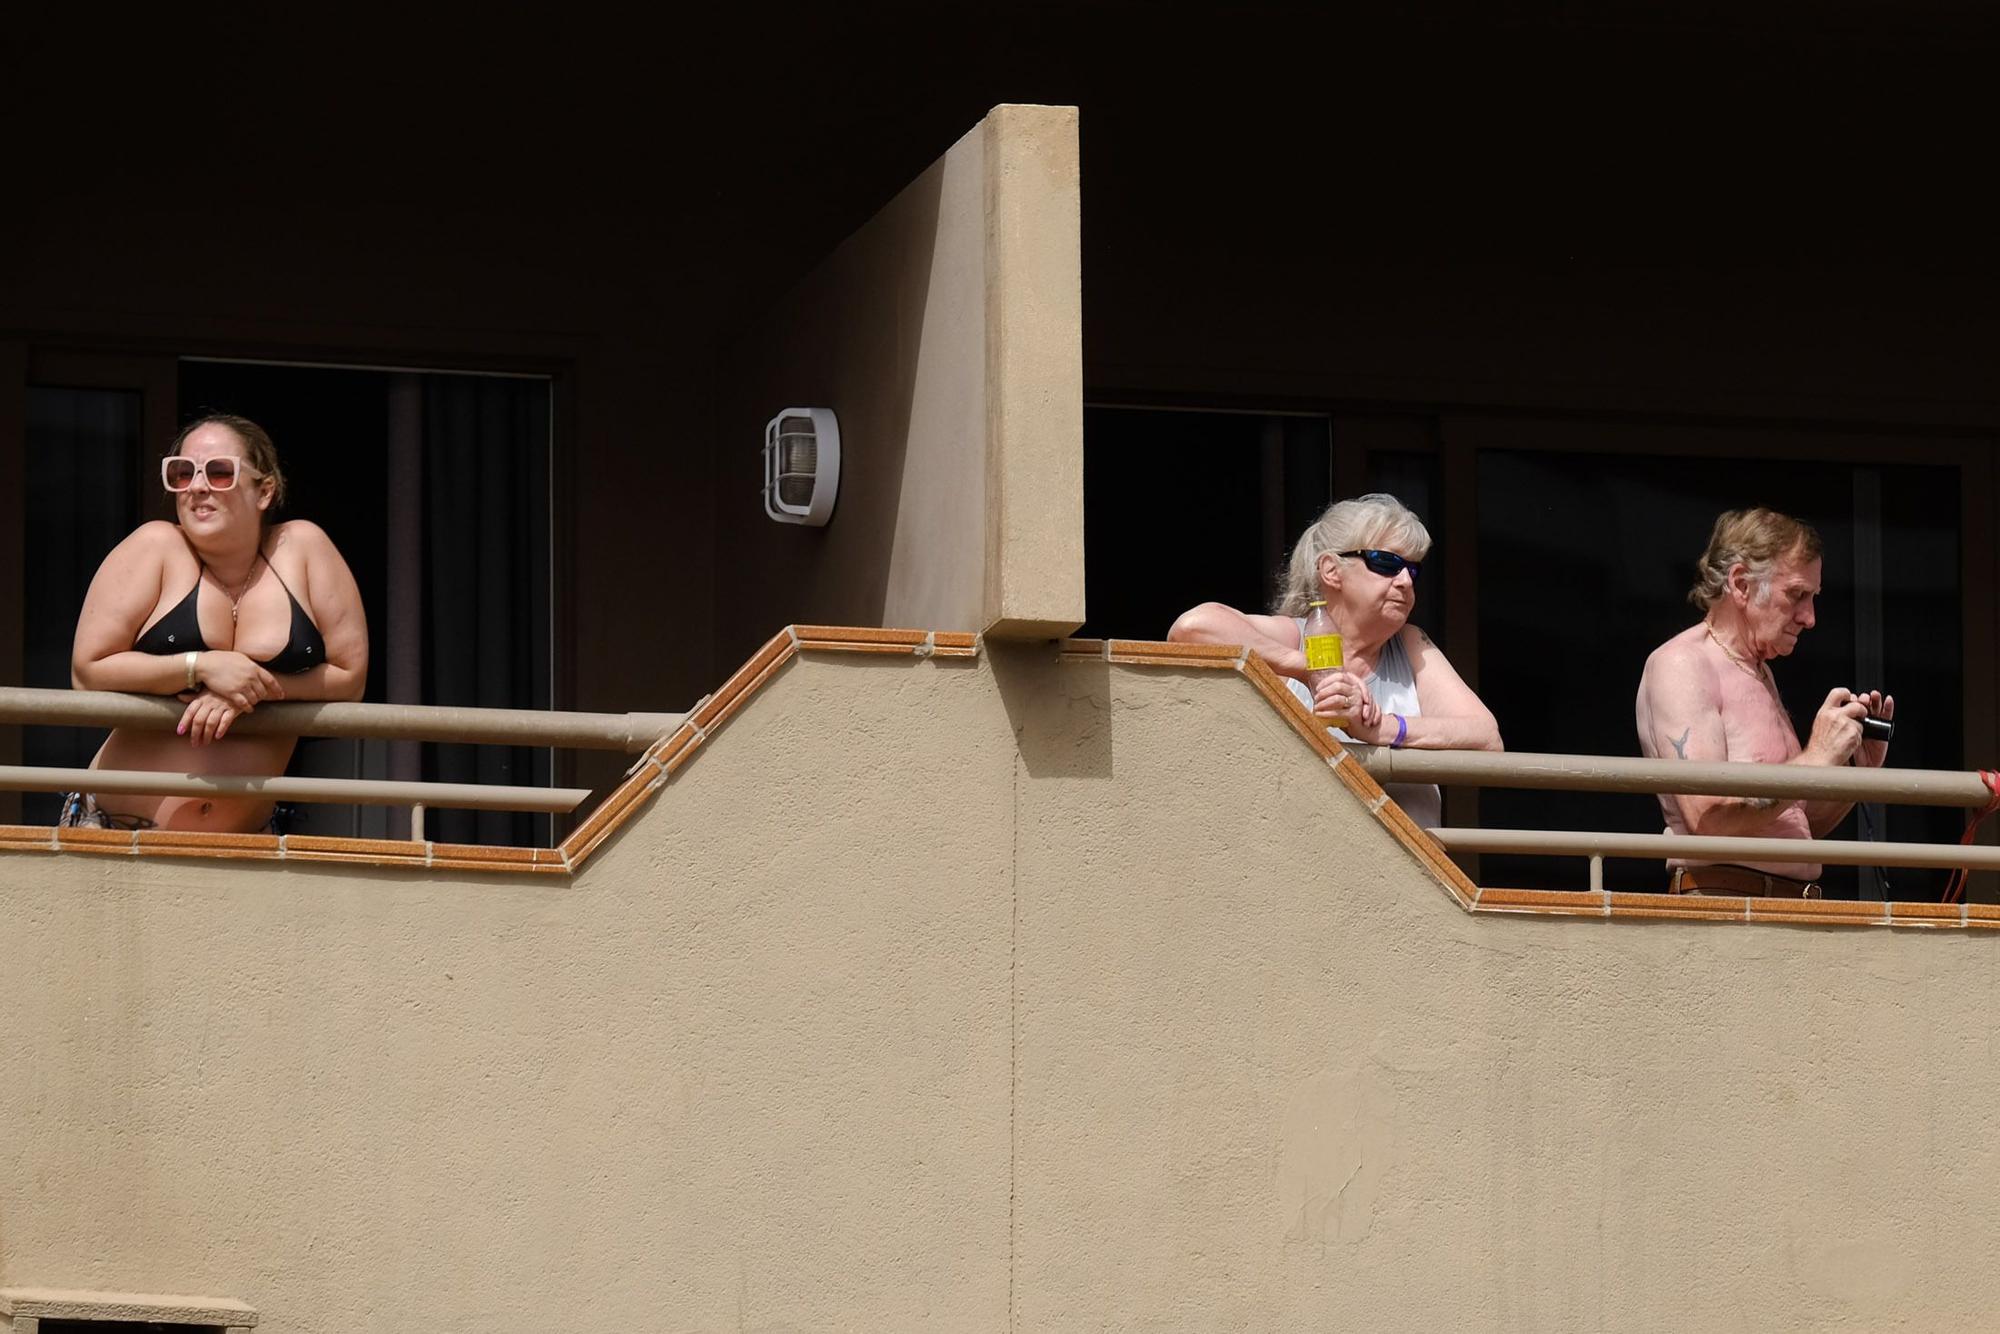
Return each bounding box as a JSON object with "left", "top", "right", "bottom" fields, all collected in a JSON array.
[
  {"left": 178, "top": 361, "right": 395, "bottom": 838},
  {"left": 24, "top": 387, "right": 139, "bottom": 824},
  {"left": 421, "top": 377, "right": 553, "bottom": 846}
]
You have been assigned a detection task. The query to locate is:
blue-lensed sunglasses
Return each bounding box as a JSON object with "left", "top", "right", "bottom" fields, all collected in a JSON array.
[{"left": 1339, "top": 549, "right": 1421, "bottom": 581}]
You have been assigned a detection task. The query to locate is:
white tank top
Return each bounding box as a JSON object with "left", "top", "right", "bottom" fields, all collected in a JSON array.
[{"left": 1286, "top": 624, "right": 1442, "bottom": 828}]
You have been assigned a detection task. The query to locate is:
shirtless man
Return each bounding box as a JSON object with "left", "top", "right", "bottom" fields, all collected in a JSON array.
[{"left": 1634, "top": 507, "right": 1892, "bottom": 897}]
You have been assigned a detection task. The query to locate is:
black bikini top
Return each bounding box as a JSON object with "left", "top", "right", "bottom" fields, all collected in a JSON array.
[{"left": 133, "top": 552, "right": 328, "bottom": 675}]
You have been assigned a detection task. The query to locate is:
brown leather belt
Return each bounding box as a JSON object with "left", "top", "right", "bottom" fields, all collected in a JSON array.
[{"left": 1670, "top": 864, "right": 1822, "bottom": 899}]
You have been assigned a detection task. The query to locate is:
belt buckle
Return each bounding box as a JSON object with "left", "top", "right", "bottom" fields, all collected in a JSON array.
[{"left": 1760, "top": 872, "right": 1820, "bottom": 900}]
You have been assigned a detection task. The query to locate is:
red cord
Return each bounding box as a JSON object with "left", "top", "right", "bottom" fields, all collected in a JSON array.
[{"left": 1942, "top": 769, "right": 2000, "bottom": 904}]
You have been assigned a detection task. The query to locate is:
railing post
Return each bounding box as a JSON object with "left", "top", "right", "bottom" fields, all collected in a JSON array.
[{"left": 1589, "top": 855, "right": 1603, "bottom": 892}]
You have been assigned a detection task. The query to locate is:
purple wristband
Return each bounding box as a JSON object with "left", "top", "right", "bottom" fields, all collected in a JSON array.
[{"left": 1391, "top": 713, "right": 1408, "bottom": 749}]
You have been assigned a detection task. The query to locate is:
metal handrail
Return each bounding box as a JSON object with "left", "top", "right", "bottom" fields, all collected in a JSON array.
[
  {"left": 0, "top": 687, "right": 681, "bottom": 753},
  {"left": 0, "top": 765, "right": 587, "bottom": 813},
  {"left": 1355, "top": 747, "right": 1994, "bottom": 808},
  {"left": 0, "top": 688, "right": 679, "bottom": 825},
  {"left": 1429, "top": 828, "right": 2000, "bottom": 872},
  {"left": 1344, "top": 745, "right": 1999, "bottom": 888}
]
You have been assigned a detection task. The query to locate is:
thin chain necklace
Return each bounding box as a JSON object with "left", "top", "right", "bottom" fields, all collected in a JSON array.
[
  {"left": 1705, "top": 624, "right": 1766, "bottom": 680},
  {"left": 211, "top": 559, "right": 258, "bottom": 624}
]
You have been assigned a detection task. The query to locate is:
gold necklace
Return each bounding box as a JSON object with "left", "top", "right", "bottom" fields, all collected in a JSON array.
[
  {"left": 211, "top": 562, "right": 257, "bottom": 624},
  {"left": 1705, "top": 625, "right": 1766, "bottom": 680}
]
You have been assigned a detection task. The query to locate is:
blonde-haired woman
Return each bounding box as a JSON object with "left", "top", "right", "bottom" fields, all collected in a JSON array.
[
  {"left": 1168, "top": 493, "right": 1500, "bottom": 826},
  {"left": 67, "top": 414, "right": 368, "bottom": 832}
]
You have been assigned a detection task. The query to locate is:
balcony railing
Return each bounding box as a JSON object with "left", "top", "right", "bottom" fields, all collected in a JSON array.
[
  {"left": 7, "top": 684, "right": 1991, "bottom": 886},
  {"left": 0, "top": 687, "right": 685, "bottom": 835},
  {"left": 1353, "top": 747, "right": 1997, "bottom": 890}
]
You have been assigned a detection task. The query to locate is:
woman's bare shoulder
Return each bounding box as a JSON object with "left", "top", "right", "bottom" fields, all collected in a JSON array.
[
  {"left": 79, "top": 524, "right": 182, "bottom": 622},
  {"left": 268, "top": 519, "right": 341, "bottom": 557},
  {"left": 271, "top": 517, "right": 328, "bottom": 543},
  {"left": 116, "top": 520, "right": 189, "bottom": 559}
]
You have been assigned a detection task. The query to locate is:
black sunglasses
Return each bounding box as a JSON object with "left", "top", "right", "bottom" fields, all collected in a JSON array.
[{"left": 1340, "top": 549, "right": 1421, "bottom": 581}]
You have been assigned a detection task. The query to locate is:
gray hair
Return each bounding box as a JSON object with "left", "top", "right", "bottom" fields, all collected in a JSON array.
[
  {"left": 1687, "top": 507, "right": 1822, "bottom": 610},
  {"left": 1273, "top": 493, "right": 1433, "bottom": 617}
]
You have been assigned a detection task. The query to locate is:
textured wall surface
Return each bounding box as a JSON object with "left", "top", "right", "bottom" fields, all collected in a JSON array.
[
  {"left": 1004, "top": 651, "right": 2000, "bottom": 1330},
  {"left": 717, "top": 104, "right": 1083, "bottom": 662},
  {"left": 980, "top": 105, "right": 1085, "bottom": 638},
  {"left": 4, "top": 645, "right": 2000, "bottom": 1331},
  {"left": 0, "top": 652, "right": 1019, "bottom": 1331}
]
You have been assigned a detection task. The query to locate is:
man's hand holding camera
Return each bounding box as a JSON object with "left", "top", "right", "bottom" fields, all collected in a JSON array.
[{"left": 1802, "top": 687, "right": 1895, "bottom": 770}]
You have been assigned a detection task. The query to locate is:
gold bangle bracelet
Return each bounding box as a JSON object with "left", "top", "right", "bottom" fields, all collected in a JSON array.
[{"left": 184, "top": 650, "right": 199, "bottom": 691}]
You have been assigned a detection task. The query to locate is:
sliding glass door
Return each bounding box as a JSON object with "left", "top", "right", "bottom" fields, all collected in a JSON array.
[{"left": 1082, "top": 403, "right": 1992, "bottom": 900}]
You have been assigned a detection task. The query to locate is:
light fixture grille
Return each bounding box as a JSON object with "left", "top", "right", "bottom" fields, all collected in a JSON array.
[
  {"left": 774, "top": 423, "right": 818, "bottom": 506},
  {"left": 763, "top": 406, "right": 841, "bottom": 526}
]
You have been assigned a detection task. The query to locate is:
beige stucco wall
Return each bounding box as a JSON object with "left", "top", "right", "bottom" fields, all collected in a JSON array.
[
  {"left": 980, "top": 106, "right": 1085, "bottom": 640},
  {"left": 5, "top": 645, "right": 2000, "bottom": 1330},
  {"left": 0, "top": 653, "right": 1021, "bottom": 1330},
  {"left": 715, "top": 105, "right": 1083, "bottom": 666},
  {"left": 1004, "top": 652, "right": 2000, "bottom": 1329}
]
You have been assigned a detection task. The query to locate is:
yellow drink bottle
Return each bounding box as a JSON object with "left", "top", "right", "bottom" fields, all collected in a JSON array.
[{"left": 1301, "top": 599, "right": 1347, "bottom": 730}]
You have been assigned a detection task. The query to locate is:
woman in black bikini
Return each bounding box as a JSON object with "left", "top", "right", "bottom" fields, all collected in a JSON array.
[{"left": 67, "top": 414, "right": 368, "bottom": 832}]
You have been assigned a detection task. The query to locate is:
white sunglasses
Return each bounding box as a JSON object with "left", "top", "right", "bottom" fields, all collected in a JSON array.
[{"left": 162, "top": 456, "right": 264, "bottom": 492}]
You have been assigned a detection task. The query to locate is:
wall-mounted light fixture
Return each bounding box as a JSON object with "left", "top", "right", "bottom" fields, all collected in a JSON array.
[{"left": 763, "top": 407, "right": 841, "bottom": 526}]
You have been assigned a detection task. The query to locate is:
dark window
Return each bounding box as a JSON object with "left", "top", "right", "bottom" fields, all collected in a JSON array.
[
  {"left": 1081, "top": 406, "right": 1331, "bottom": 638},
  {"left": 177, "top": 361, "right": 555, "bottom": 846},
  {"left": 22, "top": 361, "right": 556, "bottom": 845},
  {"left": 22, "top": 386, "right": 142, "bottom": 825},
  {"left": 1476, "top": 448, "right": 1961, "bottom": 898}
]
